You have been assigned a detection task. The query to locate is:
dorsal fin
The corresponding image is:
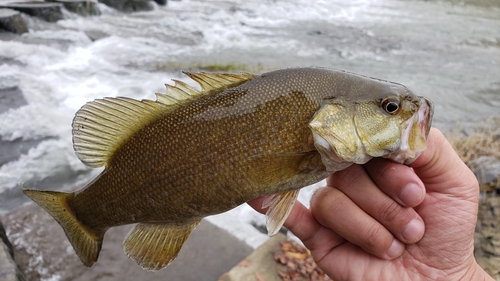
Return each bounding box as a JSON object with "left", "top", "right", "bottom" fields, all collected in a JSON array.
[
  {"left": 72, "top": 97, "right": 168, "bottom": 168},
  {"left": 182, "top": 71, "right": 254, "bottom": 92},
  {"left": 72, "top": 71, "right": 254, "bottom": 168}
]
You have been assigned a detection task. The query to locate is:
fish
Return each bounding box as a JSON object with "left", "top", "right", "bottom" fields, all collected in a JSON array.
[{"left": 23, "top": 67, "right": 433, "bottom": 271}]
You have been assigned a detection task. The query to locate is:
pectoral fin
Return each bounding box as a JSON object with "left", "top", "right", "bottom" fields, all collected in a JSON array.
[
  {"left": 123, "top": 220, "right": 200, "bottom": 271},
  {"left": 262, "top": 190, "right": 300, "bottom": 236}
]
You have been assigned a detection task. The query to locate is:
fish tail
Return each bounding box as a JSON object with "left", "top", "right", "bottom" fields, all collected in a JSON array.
[{"left": 23, "top": 189, "right": 104, "bottom": 267}]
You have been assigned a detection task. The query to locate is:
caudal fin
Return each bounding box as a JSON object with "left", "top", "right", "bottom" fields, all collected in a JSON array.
[{"left": 23, "top": 189, "right": 105, "bottom": 267}]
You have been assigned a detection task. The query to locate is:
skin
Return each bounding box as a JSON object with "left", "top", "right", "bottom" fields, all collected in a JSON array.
[{"left": 248, "top": 128, "right": 494, "bottom": 281}]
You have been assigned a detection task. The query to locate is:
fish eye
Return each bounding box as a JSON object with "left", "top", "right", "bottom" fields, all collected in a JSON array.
[{"left": 381, "top": 98, "right": 400, "bottom": 115}]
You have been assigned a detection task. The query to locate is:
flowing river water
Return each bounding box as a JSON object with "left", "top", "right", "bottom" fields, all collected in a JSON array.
[{"left": 0, "top": 0, "right": 499, "bottom": 239}]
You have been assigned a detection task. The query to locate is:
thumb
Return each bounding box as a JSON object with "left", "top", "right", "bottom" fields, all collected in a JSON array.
[{"left": 410, "top": 128, "right": 479, "bottom": 199}]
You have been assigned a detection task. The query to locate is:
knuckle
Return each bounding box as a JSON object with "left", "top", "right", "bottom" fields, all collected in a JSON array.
[
  {"left": 310, "top": 187, "right": 345, "bottom": 223},
  {"left": 362, "top": 222, "right": 385, "bottom": 249},
  {"left": 328, "top": 165, "right": 363, "bottom": 190},
  {"left": 377, "top": 199, "right": 403, "bottom": 224}
]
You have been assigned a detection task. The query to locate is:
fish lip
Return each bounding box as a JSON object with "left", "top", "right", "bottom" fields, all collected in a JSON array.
[
  {"left": 402, "top": 96, "right": 434, "bottom": 164},
  {"left": 421, "top": 97, "right": 434, "bottom": 139}
]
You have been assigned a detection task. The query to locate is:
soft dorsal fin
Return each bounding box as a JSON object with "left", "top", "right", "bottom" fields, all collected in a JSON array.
[
  {"left": 72, "top": 97, "right": 168, "bottom": 168},
  {"left": 72, "top": 71, "right": 254, "bottom": 168}
]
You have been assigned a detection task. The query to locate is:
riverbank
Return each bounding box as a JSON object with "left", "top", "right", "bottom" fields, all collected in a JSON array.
[{"left": 447, "top": 120, "right": 500, "bottom": 279}]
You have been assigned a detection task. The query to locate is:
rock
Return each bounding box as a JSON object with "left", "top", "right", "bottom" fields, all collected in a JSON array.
[
  {"left": 475, "top": 196, "right": 500, "bottom": 279},
  {"left": 0, "top": 2, "right": 63, "bottom": 22},
  {"left": 153, "top": 0, "right": 167, "bottom": 6},
  {"left": 3, "top": 203, "right": 253, "bottom": 280},
  {"left": 470, "top": 156, "right": 500, "bottom": 193},
  {"left": 47, "top": 0, "right": 101, "bottom": 16},
  {"left": 98, "top": 0, "right": 154, "bottom": 13},
  {"left": 84, "top": 29, "right": 109, "bottom": 41},
  {"left": 0, "top": 8, "right": 28, "bottom": 34},
  {"left": 0, "top": 221, "right": 25, "bottom": 281},
  {"left": 218, "top": 233, "right": 286, "bottom": 281}
]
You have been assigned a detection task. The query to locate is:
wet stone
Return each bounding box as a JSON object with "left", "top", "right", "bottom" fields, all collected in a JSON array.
[
  {"left": 154, "top": 0, "right": 167, "bottom": 5},
  {"left": 0, "top": 221, "right": 25, "bottom": 281},
  {"left": 0, "top": 2, "right": 63, "bottom": 22},
  {"left": 47, "top": 0, "right": 101, "bottom": 16},
  {"left": 84, "top": 29, "right": 109, "bottom": 41},
  {"left": 98, "top": 0, "right": 154, "bottom": 13},
  {"left": 0, "top": 8, "right": 28, "bottom": 34}
]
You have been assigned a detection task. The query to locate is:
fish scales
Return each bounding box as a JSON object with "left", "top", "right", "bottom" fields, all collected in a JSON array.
[
  {"left": 71, "top": 69, "right": 336, "bottom": 228},
  {"left": 23, "top": 67, "right": 434, "bottom": 271}
]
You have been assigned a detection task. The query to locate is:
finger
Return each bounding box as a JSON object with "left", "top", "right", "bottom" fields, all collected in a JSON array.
[
  {"left": 327, "top": 164, "right": 425, "bottom": 244},
  {"left": 311, "top": 185, "right": 405, "bottom": 260},
  {"left": 247, "top": 196, "right": 346, "bottom": 261},
  {"left": 364, "top": 158, "right": 425, "bottom": 207}
]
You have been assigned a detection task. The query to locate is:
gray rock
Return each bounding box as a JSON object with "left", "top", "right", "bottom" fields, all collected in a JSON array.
[
  {"left": 153, "top": 0, "right": 167, "bottom": 5},
  {"left": 0, "top": 221, "right": 25, "bottom": 281},
  {"left": 470, "top": 156, "right": 500, "bottom": 192},
  {"left": 0, "top": 2, "right": 63, "bottom": 22},
  {"left": 218, "top": 233, "right": 285, "bottom": 281},
  {"left": 48, "top": 0, "right": 101, "bottom": 16},
  {"left": 84, "top": 29, "right": 109, "bottom": 41},
  {"left": 0, "top": 8, "right": 28, "bottom": 34},
  {"left": 98, "top": 0, "right": 154, "bottom": 13},
  {"left": 475, "top": 196, "right": 500, "bottom": 279}
]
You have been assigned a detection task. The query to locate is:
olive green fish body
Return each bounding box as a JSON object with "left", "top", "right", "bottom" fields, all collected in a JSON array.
[
  {"left": 23, "top": 67, "right": 434, "bottom": 271},
  {"left": 71, "top": 68, "right": 371, "bottom": 228}
]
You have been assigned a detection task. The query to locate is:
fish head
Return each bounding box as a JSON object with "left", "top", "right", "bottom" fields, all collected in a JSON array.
[{"left": 309, "top": 82, "right": 434, "bottom": 171}]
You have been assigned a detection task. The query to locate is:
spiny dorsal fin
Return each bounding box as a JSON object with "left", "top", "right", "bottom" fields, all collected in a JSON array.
[
  {"left": 182, "top": 71, "right": 254, "bottom": 92},
  {"left": 123, "top": 220, "right": 200, "bottom": 271},
  {"left": 73, "top": 71, "right": 254, "bottom": 168}
]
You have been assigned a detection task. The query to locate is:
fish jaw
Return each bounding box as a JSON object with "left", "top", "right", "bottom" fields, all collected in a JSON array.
[{"left": 386, "top": 97, "right": 434, "bottom": 164}]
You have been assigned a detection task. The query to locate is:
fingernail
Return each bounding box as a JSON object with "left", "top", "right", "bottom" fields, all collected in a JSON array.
[
  {"left": 386, "top": 239, "right": 404, "bottom": 259},
  {"left": 402, "top": 218, "right": 425, "bottom": 243},
  {"left": 399, "top": 183, "right": 423, "bottom": 206}
]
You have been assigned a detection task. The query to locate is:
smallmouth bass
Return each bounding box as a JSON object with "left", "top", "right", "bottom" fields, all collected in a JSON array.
[{"left": 23, "top": 67, "right": 433, "bottom": 270}]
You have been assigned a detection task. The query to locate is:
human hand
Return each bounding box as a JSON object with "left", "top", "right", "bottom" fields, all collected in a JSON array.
[{"left": 248, "top": 128, "right": 493, "bottom": 280}]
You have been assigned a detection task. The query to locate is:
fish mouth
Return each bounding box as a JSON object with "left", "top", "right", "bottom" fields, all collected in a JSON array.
[
  {"left": 386, "top": 97, "right": 434, "bottom": 164},
  {"left": 415, "top": 97, "right": 434, "bottom": 142}
]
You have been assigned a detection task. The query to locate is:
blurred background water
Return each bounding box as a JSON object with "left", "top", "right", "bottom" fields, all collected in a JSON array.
[{"left": 0, "top": 0, "right": 499, "bottom": 242}]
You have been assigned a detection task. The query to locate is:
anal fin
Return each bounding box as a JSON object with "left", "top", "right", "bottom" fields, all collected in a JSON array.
[
  {"left": 263, "top": 190, "right": 300, "bottom": 236},
  {"left": 123, "top": 220, "right": 200, "bottom": 271}
]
